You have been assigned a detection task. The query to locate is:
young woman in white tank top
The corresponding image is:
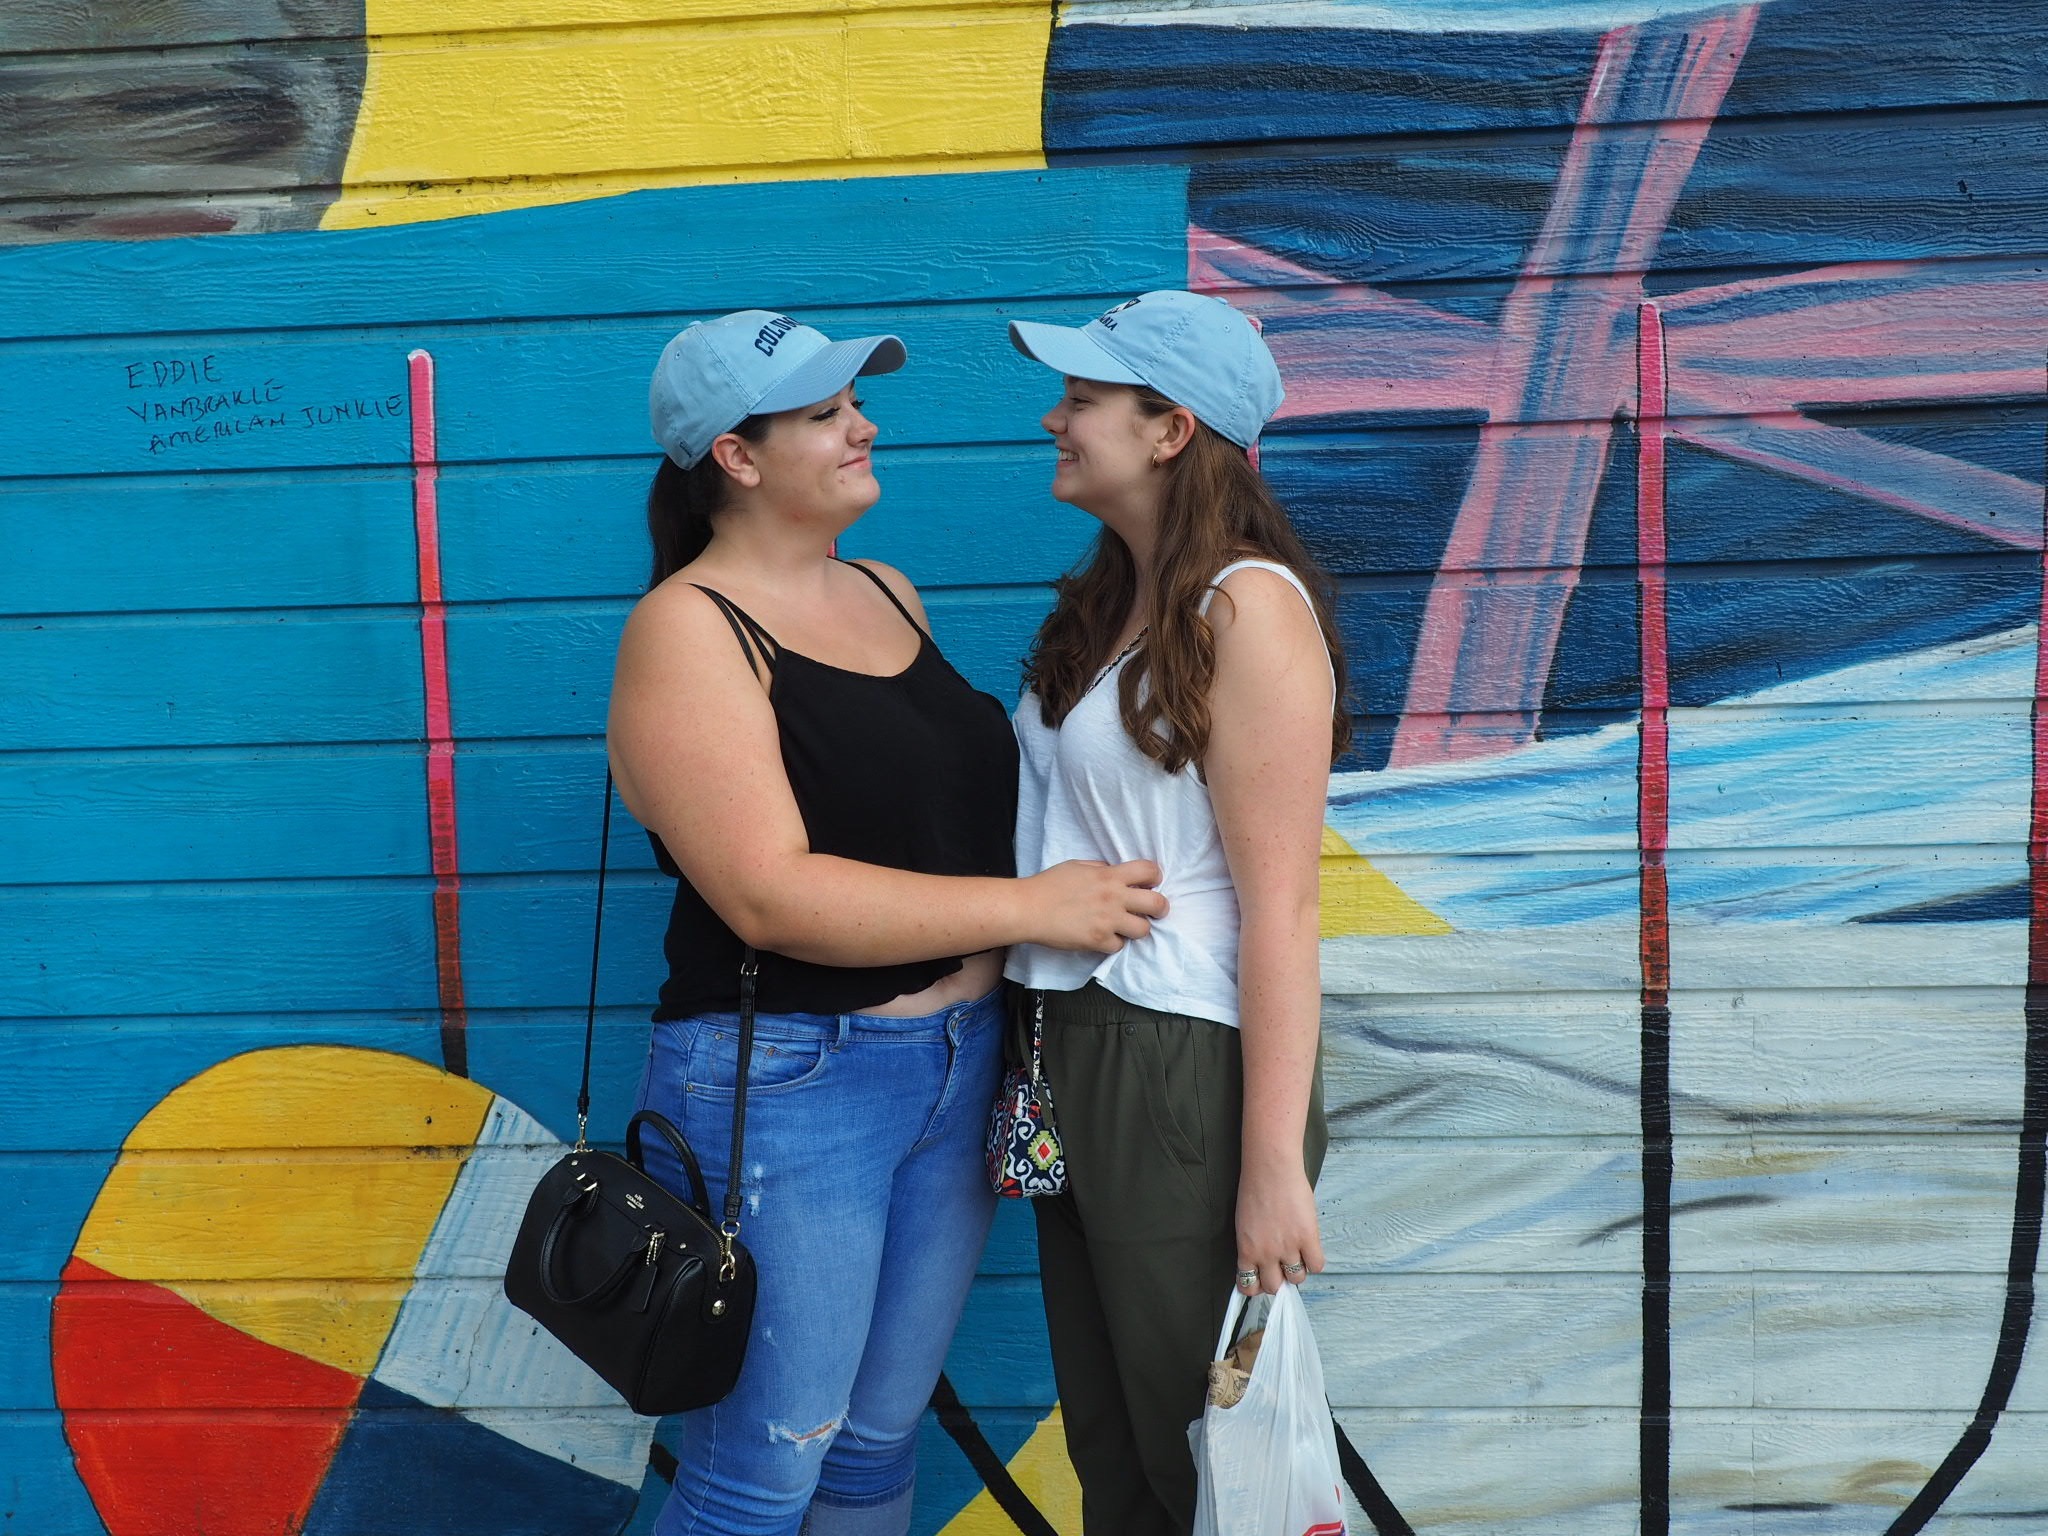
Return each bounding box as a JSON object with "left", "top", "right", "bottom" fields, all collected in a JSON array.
[{"left": 1002, "top": 290, "right": 1352, "bottom": 1535}]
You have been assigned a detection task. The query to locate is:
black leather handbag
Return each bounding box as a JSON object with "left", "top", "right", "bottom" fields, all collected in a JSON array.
[{"left": 503, "top": 777, "right": 759, "bottom": 1416}]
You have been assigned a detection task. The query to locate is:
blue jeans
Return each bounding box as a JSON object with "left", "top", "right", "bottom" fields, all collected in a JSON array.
[{"left": 632, "top": 987, "right": 1004, "bottom": 1536}]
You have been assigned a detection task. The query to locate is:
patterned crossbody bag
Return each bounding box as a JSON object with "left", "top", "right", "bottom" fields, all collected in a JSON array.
[{"left": 986, "top": 989, "right": 1067, "bottom": 1198}]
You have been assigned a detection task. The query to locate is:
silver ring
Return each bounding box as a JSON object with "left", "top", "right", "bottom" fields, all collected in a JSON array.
[
  {"left": 1282, "top": 1260, "right": 1307, "bottom": 1278},
  {"left": 1234, "top": 1268, "right": 1259, "bottom": 1286}
]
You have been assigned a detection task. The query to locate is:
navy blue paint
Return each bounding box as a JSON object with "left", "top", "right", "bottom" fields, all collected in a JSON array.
[
  {"left": 304, "top": 1378, "right": 638, "bottom": 1536},
  {"left": 1185, "top": 109, "right": 2048, "bottom": 290},
  {"left": 1046, "top": 20, "right": 1597, "bottom": 151},
  {"left": 1047, "top": 1, "right": 2048, "bottom": 156},
  {"left": 1857, "top": 883, "right": 2029, "bottom": 923},
  {"left": 1268, "top": 419, "right": 2040, "bottom": 765},
  {"left": 912, "top": 1411, "right": 1051, "bottom": 1536}
]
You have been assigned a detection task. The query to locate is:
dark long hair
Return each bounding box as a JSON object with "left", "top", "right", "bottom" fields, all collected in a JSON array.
[
  {"left": 1023, "top": 386, "right": 1350, "bottom": 772},
  {"left": 645, "top": 415, "right": 772, "bottom": 589}
]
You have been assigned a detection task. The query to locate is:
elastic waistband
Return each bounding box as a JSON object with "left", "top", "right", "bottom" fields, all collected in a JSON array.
[{"left": 1036, "top": 980, "right": 1182, "bottom": 1029}]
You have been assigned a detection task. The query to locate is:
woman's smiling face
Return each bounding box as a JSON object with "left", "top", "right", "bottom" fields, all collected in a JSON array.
[
  {"left": 745, "top": 383, "right": 880, "bottom": 521},
  {"left": 1040, "top": 377, "right": 1157, "bottom": 512}
]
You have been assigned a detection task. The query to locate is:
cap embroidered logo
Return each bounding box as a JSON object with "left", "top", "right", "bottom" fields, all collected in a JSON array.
[{"left": 753, "top": 316, "right": 801, "bottom": 356}]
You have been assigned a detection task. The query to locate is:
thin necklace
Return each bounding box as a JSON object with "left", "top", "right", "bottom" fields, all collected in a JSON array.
[{"left": 1091, "top": 628, "right": 1148, "bottom": 691}]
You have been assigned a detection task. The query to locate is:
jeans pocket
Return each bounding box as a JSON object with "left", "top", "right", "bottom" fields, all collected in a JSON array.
[{"left": 685, "top": 1021, "right": 831, "bottom": 1097}]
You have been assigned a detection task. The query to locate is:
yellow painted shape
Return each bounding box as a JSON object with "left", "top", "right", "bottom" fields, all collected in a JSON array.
[
  {"left": 76, "top": 1047, "right": 493, "bottom": 1377},
  {"left": 1320, "top": 825, "right": 1453, "bottom": 937},
  {"left": 937, "top": 1405, "right": 1082, "bottom": 1536},
  {"left": 325, "top": 1, "right": 1052, "bottom": 229}
]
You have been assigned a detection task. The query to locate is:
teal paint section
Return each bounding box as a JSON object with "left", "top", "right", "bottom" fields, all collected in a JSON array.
[
  {"left": 0, "top": 171, "right": 1185, "bottom": 339},
  {"left": 1, "top": 299, "right": 1183, "bottom": 479},
  {"left": 0, "top": 164, "right": 1187, "bottom": 1536}
]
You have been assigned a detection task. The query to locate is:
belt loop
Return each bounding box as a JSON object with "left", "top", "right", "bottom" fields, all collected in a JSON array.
[{"left": 833, "top": 1013, "right": 851, "bottom": 1050}]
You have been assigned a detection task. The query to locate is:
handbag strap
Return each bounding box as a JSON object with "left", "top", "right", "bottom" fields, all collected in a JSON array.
[
  {"left": 1027, "top": 989, "right": 1047, "bottom": 1087},
  {"left": 576, "top": 775, "right": 615, "bottom": 1150},
  {"left": 720, "top": 948, "right": 757, "bottom": 1278},
  {"left": 587, "top": 771, "right": 756, "bottom": 1275}
]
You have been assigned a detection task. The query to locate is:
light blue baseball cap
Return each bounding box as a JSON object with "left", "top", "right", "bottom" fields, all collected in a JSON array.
[
  {"left": 650, "top": 310, "right": 906, "bottom": 468},
  {"left": 1008, "top": 289, "right": 1283, "bottom": 449}
]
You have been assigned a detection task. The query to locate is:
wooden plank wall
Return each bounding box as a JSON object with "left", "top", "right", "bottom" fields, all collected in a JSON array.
[{"left": 5, "top": 1, "right": 2048, "bottom": 1534}]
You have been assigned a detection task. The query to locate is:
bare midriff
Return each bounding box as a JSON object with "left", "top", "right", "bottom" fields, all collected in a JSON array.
[{"left": 859, "top": 948, "right": 1005, "bottom": 1016}]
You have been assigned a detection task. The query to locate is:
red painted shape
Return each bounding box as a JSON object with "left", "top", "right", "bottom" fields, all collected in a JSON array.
[
  {"left": 410, "top": 348, "right": 468, "bottom": 1078},
  {"left": 52, "top": 1257, "right": 360, "bottom": 1536},
  {"left": 1636, "top": 301, "right": 1672, "bottom": 1001}
]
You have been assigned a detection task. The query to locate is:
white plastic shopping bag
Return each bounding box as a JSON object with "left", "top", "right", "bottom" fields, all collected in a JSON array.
[{"left": 1188, "top": 1282, "right": 1348, "bottom": 1536}]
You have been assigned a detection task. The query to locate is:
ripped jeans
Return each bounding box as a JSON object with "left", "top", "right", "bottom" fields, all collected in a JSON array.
[{"left": 632, "top": 987, "right": 1003, "bottom": 1536}]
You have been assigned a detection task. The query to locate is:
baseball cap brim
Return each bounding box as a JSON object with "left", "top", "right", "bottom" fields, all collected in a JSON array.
[
  {"left": 1008, "top": 320, "right": 1146, "bottom": 386},
  {"left": 752, "top": 334, "right": 906, "bottom": 414}
]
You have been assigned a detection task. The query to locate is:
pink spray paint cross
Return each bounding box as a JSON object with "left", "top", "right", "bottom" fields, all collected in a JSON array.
[{"left": 1193, "top": 1, "right": 2048, "bottom": 766}]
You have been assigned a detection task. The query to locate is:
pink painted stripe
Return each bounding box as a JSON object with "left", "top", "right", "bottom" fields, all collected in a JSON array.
[
  {"left": 1637, "top": 301, "right": 1671, "bottom": 996},
  {"left": 1671, "top": 415, "right": 2042, "bottom": 551},
  {"left": 1189, "top": 226, "right": 1497, "bottom": 418},
  {"left": 1390, "top": 8, "right": 1758, "bottom": 767},
  {"left": 1663, "top": 271, "right": 2048, "bottom": 412},
  {"left": 409, "top": 348, "right": 468, "bottom": 1078}
]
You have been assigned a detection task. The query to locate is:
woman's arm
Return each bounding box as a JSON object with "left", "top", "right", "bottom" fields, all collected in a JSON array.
[
  {"left": 607, "top": 580, "right": 1165, "bottom": 965},
  {"left": 1204, "top": 566, "right": 1335, "bottom": 1294}
]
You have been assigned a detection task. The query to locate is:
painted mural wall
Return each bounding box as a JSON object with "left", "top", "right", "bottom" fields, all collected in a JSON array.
[{"left": 4, "top": 2, "right": 2045, "bottom": 1533}]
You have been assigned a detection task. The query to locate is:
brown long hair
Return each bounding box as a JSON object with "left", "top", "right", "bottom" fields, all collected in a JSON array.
[{"left": 1023, "top": 386, "right": 1350, "bottom": 772}]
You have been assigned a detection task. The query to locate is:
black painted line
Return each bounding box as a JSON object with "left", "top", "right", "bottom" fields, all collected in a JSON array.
[{"left": 1880, "top": 355, "right": 2048, "bottom": 1536}]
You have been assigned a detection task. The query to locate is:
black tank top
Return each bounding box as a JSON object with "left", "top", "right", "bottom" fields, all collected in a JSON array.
[{"left": 650, "top": 561, "right": 1020, "bottom": 1018}]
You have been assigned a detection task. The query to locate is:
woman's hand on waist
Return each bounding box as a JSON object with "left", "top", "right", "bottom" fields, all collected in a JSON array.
[{"left": 1022, "top": 859, "right": 1167, "bottom": 953}]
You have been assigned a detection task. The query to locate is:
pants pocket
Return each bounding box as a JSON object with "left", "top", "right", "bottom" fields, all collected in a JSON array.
[{"left": 1134, "top": 1016, "right": 1205, "bottom": 1171}]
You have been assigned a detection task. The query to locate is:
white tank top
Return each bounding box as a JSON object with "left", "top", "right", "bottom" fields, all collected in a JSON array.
[{"left": 1004, "top": 559, "right": 1333, "bottom": 1027}]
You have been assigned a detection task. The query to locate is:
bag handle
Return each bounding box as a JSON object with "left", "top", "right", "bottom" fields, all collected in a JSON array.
[
  {"left": 585, "top": 771, "right": 756, "bottom": 1277},
  {"left": 1213, "top": 1285, "right": 1254, "bottom": 1361},
  {"left": 535, "top": 1184, "right": 644, "bottom": 1307},
  {"left": 626, "top": 1109, "right": 711, "bottom": 1218}
]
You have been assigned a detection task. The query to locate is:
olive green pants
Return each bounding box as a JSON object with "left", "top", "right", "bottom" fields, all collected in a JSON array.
[{"left": 1031, "top": 982, "right": 1327, "bottom": 1536}]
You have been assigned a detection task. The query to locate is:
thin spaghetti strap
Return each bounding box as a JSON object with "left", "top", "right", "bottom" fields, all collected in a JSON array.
[
  {"left": 691, "top": 584, "right": 780, "bottom": 680},
  {"left": 837, "top": 557, "right": 927, "bottom": 636}
]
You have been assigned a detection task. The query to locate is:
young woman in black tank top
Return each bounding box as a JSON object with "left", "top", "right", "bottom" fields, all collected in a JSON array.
[{"left": 605, "top": 312, "right": 1168, "bottom": 1536}]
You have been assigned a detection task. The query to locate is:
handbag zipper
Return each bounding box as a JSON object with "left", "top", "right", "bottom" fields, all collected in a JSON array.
[{"left": 633, "top": 1228, "right": 666, "bottom": 1312}]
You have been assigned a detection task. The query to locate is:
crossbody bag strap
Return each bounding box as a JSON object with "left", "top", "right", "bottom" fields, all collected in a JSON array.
[
  {"left": 589, "top": 768, "right": 757, "bottom": 1277},
  {"left": 719, "top": 946, "right": 758, "bottom": 1279},
  {"left": 576, "top": 772, "right": 616, "bottom": 1150}
]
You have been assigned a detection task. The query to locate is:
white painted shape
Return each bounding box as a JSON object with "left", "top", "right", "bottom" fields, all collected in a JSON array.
[
  {"left": 1670, "top": 1277, "right": 2048, "bottom": 1414},
  {"left": 372, "top": 1096, "right": 655, "bottom": 1490},
  {"left": 1326, "top": 627, "right": 2034, "bottom": 928},
  {"left": 1670, "top": 986, "right": 2031, "bottom": 1131},
  {"left": 1061, "top": 0, "right": 1745, "bottom": 32},
  {"left": 1331, "top": 1405, "right": 1639, "bottom": 1534},
  {"left": 1326, "top": 985, "right": 2034, "bottom": 1135},
  {"left": 1668, "top": 1409, "right": 2048, "bottom": 1532},
  {"left": 1308, "top": 1275, "right": 1643, "bottom": 1408},
  {"left": 1319, "top": 1139, "right": 1641, "bottom": 1273},
  {"left": 1322, "top": 919, "right": 2025, "bottom": 994}
]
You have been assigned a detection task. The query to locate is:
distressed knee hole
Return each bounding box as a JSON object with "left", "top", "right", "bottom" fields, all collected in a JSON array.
[{"left": 768, "top": 1412, "right": 845, "bottom": 1449}]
